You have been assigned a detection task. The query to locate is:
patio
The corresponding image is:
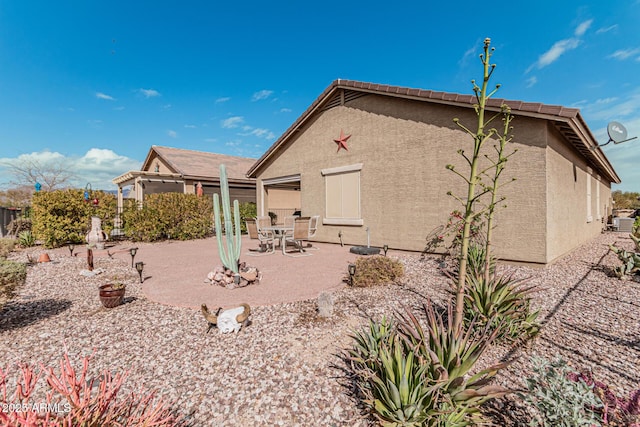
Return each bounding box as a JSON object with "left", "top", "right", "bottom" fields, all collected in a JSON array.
[{"left": 44, "top": 235, "right": 361, "bottom": 309}]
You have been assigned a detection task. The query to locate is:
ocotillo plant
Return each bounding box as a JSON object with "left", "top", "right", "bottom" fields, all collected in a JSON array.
[
  {"left": 213, "top": 164, "right": 241, "bottom": 274},
  {"left": 446, "top": 38, "right": 512, "bottom": 333}
]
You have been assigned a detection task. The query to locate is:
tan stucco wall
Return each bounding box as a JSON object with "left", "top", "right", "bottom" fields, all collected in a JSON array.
[
  {"left": 143, "top": 154, "right": 174, "bottom": 173},
  {"left": 256, "top": 95, "right": 560, "bottom": 263},
  {"left": 545, "top": 126, "right": 611, "bottom": 261}
]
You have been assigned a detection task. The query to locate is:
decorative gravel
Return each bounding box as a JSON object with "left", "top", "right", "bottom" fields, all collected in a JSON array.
[{"left": 2, "top": 232, "right": 639, "bottom": 426}]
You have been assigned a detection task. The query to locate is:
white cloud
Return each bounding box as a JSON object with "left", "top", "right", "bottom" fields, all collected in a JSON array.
[
  {"left": 238, "top": 126, "right": 276, "bottom": 140},
  {"left": 526, "top": 76, "right": 538, "bottom": 88},
  {"left": 162, "top": 104, "right": 172, "bottom": 110},
  {"left": 0, "top": 149, "right": 141, "bottom": 191},
  {"left": 252, "top": 90, "right": 273, "bottom": 101},
  {"left": 204, "top": 138, "right": 217, "bottom": 143},
  {"left": 167, "top": 130, "right": 178, "bottom": 138},
  {"left": 113, "top": 106, "right": 125, "bottom": 111},
  {"left": 536, "top": 38, "right": 581, "bottom": 69},
  {"left": 250, "top": 128, "right": 276, "bottom": 139},
  {"left": 574, "top": 19, "right": 592, "bottom": 37},
  {"left": 87, "top": 119, "right": 103, "bottom": 128},
  {"left": 96, "top": 92, "right": 115, "bottom": 101},
  {"left": 595, "top": 97, "right": 618, "bottom": 105},
  {"left": 528, "top": 20, "right": 591, "bottom": 71},
  {"left": 608, "top": 48, "right": 640, "bottom": 60},
  {"left": 138, "top": 88, "right": 161, "bottom": 98},
  {"left": 184, "top": 124, "right": 196, "bottom": 128},
  {"left": 583, "top": 90, "right": 640, "bottom": 121},
  {"left": 596, "top": 24, "right": 618, "bottom": 34},
  {"left": 280, "top": 108, "right": 292, "bottom": 113},
  {"left": 221, "top": 116, "right": 244, "bottom": 128},
  {"left": 215, "top": 97, "right": 231, "bottom": 103}
]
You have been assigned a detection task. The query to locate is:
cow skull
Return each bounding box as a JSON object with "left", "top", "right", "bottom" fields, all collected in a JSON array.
[{"left": 201, "top": 303, "right": 251, "bottom": 334}]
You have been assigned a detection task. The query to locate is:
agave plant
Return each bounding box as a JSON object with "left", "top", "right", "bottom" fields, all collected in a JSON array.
[
  {"left": 370, "top": 341, "right": 441, "bottom": 426},
  {"left": 348, "top": 316, "right": 395, "bottom": 373},
  {"left": 462, "top": 272, "right": 540, "bottom": 343},
  {"left": 465, "top": 243, "right": 494, "bottom": 282},
  {"left": 609, "top": 244, "right": 640, "bottom": 279},
  {"left": 396, "top": 303, "right": 510, "bottom": 424},
  {"left": 347, "top": 318, "right": 443, "bottom": 426}
]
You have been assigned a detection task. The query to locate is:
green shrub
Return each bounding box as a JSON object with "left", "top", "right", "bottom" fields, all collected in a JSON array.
[
  {"left": 31, "top": 189, "right": 117, "bottom": 248},
  {"left": 122, "top": 193, "right": 214, "bottom": 242},
  {"left": 350, "top": 255, "right": 404, "bottom": 287},
  {"left": 347, "top": 304, "right": 508, "bottom": 426},
  {"left": 0, "top": 238, "right": 16, "bottom": 259},
  {"left": 18, "top": 230, "right": 36, "bottom": 248},
  {"left": 0, "top": 259, "right": 27, "bottom": 309},
  {"left": 459, "top": 273, "right": 540, "bottom": 344},
  {"left": 520, "top": 357, "right": 603, "bottom": 427}
]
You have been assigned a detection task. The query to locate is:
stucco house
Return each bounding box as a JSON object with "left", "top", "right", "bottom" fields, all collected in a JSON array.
[
  {"left": 112, "top": 146, "right": 257, "bottom": 215},
  {"left": 247, "top": 80, "right": 621, "bottom": 264}
]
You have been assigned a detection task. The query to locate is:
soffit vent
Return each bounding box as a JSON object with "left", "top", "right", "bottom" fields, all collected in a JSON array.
[{"left": 321, "top": 89, "right": 367, "bottom": 111}]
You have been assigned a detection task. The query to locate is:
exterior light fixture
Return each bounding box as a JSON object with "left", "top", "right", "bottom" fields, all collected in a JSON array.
[
  {"left": 135, "top": 261, "right": 145, "bottom": 283},
  {"left": 84, "top": 183, "right": 92, "bottom": 202},
  {"left": 383, "top": 244, "right": 389, "bottom": 256},
  {"left": 129, "top": 247, "right": 138, "bottom": 268},
  {"left": 68, "top": 242, "right": 75, "bottom": 257},
  {"left": 348, "top": 263, "right": 356, "bottom": 286}
]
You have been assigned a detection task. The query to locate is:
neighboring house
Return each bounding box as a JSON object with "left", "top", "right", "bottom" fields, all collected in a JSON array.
[
  {"left": 247, "top": 80, "right": 621, "bottom": 264},
  {"left": 112, "top": 146, "right": 257, "bottom": 216}
]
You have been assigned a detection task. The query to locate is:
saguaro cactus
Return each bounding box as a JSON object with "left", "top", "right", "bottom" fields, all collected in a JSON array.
[{"left": 213, "top": 164, "right": 241, "bottom": 274}]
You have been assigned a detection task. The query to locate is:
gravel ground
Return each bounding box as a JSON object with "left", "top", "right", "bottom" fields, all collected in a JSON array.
[{"left": 2, "top": 232, "right": 639, "bottom": 426}]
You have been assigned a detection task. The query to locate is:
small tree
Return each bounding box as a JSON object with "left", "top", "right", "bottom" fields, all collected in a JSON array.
[{"left": 2, "top": 156, "right": 76, "bottom": 191}]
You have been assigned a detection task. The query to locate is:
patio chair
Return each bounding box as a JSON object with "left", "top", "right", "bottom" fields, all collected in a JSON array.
[
  {"left": 283, "top": 217, "right": 313, "bottom": 257},
  {"left": 303, "top": 215, "right": 320, "bottom": 250},
  {"left": 245, "top": 218, "right": 274, "bottom": 256},
  {"left": 281, "top": 215, "right": 298, "bottom": 244}
]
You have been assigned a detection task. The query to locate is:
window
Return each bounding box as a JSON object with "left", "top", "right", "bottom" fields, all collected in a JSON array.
[
  {"left": 596, "top": 175, "right": 601, "bottom": 221},
  {"left": 586, "top": 167, "right": 593, "bottom": 223},
  {"left": 321, "top": 163, "right": 363, "bottom": 226}
]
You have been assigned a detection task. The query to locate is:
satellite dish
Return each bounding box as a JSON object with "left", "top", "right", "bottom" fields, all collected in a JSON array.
[
  {"left": 593, "top": 121, "right": 638, "bottom": 149},
  {"left": 607, "top": 121, "right": 628, "bottom": 144}
]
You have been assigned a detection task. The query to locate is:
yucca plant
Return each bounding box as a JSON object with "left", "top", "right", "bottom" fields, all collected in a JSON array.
[
  {"left": 396, "top": 303, "right": 510, "bottom": 425},
  {"left": 462, "top": 273, "right": 540, "bottom": 344}
]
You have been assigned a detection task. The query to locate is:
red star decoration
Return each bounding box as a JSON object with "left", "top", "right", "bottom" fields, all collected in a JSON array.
[{"left": 333, "top": 129, "right": 351, "bottom": 152}]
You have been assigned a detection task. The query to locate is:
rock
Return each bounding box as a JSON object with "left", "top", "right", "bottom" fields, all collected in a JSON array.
[{"left": 240, "top": 268, "right": 257, "bottom": 282}]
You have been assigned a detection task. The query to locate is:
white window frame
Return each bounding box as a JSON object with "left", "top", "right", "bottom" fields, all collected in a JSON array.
[
  {"left": 586, "top": 167, "right": 593, "bottom": 223},
  {"left": 321, "top": 163, "right": 363, "bottom": 226},
  {"left": 596, "top": 174, "right": 601, "bottom": 221}
]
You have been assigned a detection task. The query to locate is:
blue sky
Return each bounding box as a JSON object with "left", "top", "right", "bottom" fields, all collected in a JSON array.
[{"left": 1, "top": 1, "right": 639, "bottom": 191}]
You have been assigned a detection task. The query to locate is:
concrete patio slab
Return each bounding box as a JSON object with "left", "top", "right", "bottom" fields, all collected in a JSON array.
[{"left": 67, "top": 236, "right": 362, "bottom": 309}]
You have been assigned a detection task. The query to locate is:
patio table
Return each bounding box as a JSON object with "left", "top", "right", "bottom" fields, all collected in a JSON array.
[{"left": 262, "top": 226, "right": 293, "bottom": 254}]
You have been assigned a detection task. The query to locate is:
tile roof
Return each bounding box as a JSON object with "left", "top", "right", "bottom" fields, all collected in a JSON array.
[
  {"left": 148, "top": 146, "right": 256, "bottom": 182},
  {"left": 247, "top": 79, "right": 619, "bottom": 183}
]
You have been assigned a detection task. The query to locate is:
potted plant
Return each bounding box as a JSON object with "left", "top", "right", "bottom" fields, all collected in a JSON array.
[{"left": 98, "top": 283, "right": 126, "bottom": 308}]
